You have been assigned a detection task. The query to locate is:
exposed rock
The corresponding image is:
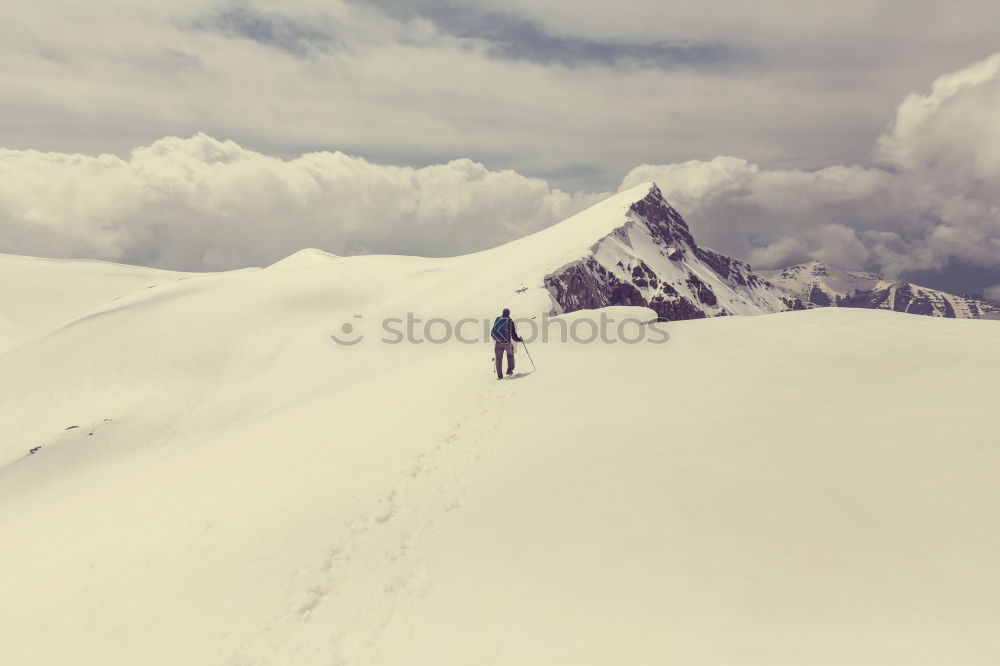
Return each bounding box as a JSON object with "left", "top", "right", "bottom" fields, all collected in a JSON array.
[
  {"left": 808, "top": 285, "right": 832, "bottom": 307},
  {"left": 629, "top": 188, "right": 696, "bottom": 255},
  {"left": 610, "top": 283, "right": 645, "bottom": 307},
  {"left": 685, "top": 273, "right": 717, "bottom": 306},
  {"left": 649, "top": 295, "right": 707, "bottom": 321}
]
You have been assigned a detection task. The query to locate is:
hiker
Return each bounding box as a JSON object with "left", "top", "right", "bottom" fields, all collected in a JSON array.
[{"left": 491, "top": 308, "right": 522, "bottom": 379}]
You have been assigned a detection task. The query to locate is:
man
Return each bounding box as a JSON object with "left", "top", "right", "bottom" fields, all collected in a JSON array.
[{"left": 491, "top": 307, "right": 522, "bottom": 379}]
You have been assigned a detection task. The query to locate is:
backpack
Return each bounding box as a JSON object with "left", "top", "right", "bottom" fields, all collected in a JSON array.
[{"left": 491, "top": 316, "right": 511, "bottom": 342}]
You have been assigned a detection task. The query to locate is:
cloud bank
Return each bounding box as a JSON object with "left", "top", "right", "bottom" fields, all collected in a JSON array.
[
  {"left": 0, "top": 136, "right": 597, "bottom": 270},
  {"left": 0, "top": 52, "right": 998, "bottom": 285},
  {"left": 622, "top": 52, "right": 1000, "bottom": 278}
]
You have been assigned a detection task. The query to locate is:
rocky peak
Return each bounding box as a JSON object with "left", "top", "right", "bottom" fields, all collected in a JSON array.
[
  {"left": 627, "top": 185, "right": 698, "bottom": 255},
  {"left": 542, "top": 184, "right": 792, "bottom": 321}
]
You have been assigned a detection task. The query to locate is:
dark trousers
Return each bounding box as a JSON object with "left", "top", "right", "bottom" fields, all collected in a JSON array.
[{"left": 495, "top": 341, "right": 514, "bottom": 378}]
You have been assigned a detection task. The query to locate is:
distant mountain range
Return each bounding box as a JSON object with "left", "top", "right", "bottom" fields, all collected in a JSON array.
[{"left": 757, "top": 261, "right": 1000, "bottom": 320}]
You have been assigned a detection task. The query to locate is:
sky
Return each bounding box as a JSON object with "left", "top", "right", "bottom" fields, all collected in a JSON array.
[{"left": 1, "top": 0, "right": 999, "bottom": 295}]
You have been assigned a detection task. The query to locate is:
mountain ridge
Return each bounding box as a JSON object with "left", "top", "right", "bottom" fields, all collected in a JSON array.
[{"left": 759, "top": 260, "right": 1000, "bottom": 319}]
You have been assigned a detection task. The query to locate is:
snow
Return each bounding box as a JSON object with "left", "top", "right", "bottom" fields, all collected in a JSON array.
[
  {"left": 0, "top": 253, "right": 191, "bottom": 353},
  {"left": 268, "top": 247, "right": 343, "bottom": 270},
  {"left": 3, "top": 204, "right": 1000, "bottom": 664},
  {"left": 768, "top": 260, "right": 882, "bottom": 298}
]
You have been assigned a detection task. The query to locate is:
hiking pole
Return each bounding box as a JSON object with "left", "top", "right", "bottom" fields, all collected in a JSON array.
[{"left": 521, "top": 340, "right": 536, "bottom": 371}]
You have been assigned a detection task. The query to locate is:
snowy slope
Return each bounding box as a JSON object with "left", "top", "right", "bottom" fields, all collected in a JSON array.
[
  {"left": 2, "top": 188, "right": 1000, "bottom": 665},
  {"left": 760, "top": 260, "right": 1000, "bottom": 319},
  {"left": 0, "top": 183, "right": 790, "bottom": 475},
  {"left": 0, "top": 253, "right": 192, "bottom": 353}
]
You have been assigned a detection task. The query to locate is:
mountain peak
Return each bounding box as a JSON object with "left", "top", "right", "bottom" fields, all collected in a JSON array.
[
  {"left": 531, "top": 185, "right": 790, "bottom": 320},
  {"left": 779, "top": 260, "right": 830, "bottom": 277},
  {"left": 627, "top": 183, "right": 697, "bottom": 251}
]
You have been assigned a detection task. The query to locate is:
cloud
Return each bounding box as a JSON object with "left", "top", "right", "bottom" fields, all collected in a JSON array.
[
  {"left": 620, "top": 52, "right": 1000, "bottom": 277},
  {"left": 0, "top": 134, "right": 596, "bottom": 270},
  {"left": 361, "top": 0, "right": 750, "bottom": 69},
  {"left": 619, "top": 157, "right": 758, "bottom": 212},
  {"left": 876, "top": 52, "right": 1000, "bottom": 177},
  {"left": 199, "top": 7, "right": 344, "bottom": 58},
  {"left": 984, "top": 284, "right": 1000, "bottom": 302},
  {"left": 3, "top": 0, "right": 998, "bottom": 194},
  {"left": 745, "top": 237, "right": 809, "bottom": 270},
  {"left": 748, "top": 225, "right": 870, "bottom": 271}
]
